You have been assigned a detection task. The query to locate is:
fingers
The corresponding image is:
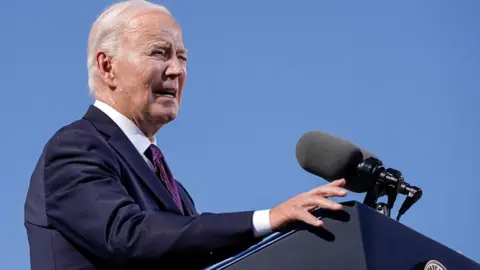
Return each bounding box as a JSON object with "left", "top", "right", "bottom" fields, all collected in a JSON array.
[
  {"left": 309, "top": 184, "right": 348, "bottom": 198},
  {"left": 326, "top": 178, "right": 346, "bottom": 188},
  {"left": 304, "top": 196, "right": 343, "bottom": 211},
  {"left": 296, "top": 210, "right": 323, "bottom": 227},
  {"left": 269, "top": 179, "right": 349, "bottom": 231},
  {"left": 319, "top": 186, "right": 348, "bottom": 197}
]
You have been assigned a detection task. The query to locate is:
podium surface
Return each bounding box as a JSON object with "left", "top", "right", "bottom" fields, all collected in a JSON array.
[{"left": 207, "top": 201, "right": 479, "bottom": 270}]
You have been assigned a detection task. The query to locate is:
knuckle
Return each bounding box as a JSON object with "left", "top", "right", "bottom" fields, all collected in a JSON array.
[
  {"left": 291, "top": 200, "right": 301, "bottom": 209},
  {"left": 317, "top": 198, "right": 325, "bottom": 206}
]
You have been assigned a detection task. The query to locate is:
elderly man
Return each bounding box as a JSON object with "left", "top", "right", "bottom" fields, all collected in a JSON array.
[{"left": 24, "top": 1, "right": 347, "bottom": 269}]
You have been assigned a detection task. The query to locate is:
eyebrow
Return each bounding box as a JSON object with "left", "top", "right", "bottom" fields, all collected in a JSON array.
[
  {"left": 177, "top": 47, "right": 188, "bottom": 55},
  {"left": 148, "top": 43, "right": 188, "bottom": 55}
]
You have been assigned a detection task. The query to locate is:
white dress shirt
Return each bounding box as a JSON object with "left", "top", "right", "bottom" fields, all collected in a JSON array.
[{"left": 94, "top": 100, "right": 272, "bottom": 237}]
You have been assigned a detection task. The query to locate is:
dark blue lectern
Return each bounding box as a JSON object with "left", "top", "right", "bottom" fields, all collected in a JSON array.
[{"left": 206, "top": 201, "right": 479, "bottom": 270}]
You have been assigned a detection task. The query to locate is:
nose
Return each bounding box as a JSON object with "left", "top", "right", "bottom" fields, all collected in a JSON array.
[{"left": 165, "top": 58, "right": 184, "bottom": 78}]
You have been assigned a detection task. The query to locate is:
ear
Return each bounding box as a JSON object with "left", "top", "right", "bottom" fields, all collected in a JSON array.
[{"left": 96, "top": 51, "right": 117, "bottom": 88}]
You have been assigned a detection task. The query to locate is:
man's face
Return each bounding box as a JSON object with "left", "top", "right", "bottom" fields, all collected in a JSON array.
[{"left": 112, "top": 10, "right": 187, "bottom": 129}]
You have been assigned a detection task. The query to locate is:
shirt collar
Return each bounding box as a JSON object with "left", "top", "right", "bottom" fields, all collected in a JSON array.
[{"left": 94, "top": 100, "right": 156, "bottom": 155}]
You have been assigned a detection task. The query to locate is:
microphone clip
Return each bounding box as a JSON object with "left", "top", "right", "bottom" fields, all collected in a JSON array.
[
  {"left": 360, "top": 158, "right": 420, "bottom": 220},
  {"left": 396, "top": 186, "right": 423, "bottom": 221}
]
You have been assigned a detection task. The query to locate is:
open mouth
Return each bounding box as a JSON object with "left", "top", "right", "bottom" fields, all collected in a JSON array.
[{"left": 155, "top": 89, "right": 177, "bottom": 98}]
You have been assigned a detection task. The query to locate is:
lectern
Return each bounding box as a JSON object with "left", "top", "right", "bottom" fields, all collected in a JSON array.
[{"left": 206, "top": 201, "right": 479, "bottom": 270}]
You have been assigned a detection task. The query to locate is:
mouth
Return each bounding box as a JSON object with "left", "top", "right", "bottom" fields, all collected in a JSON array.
[{"left": 154, "top": 88, "right": 178, "bottom": 98}]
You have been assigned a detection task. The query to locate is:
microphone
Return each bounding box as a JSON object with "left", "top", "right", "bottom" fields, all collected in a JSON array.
[
  {"left": 295, "top": 131, "right": 417, "bottom": 193},
  {"left": 295, "top": 131, "right": 369, "bottom": 193},
  {"left": 295, "top": 131, "right": 422, "bottom": 218}
]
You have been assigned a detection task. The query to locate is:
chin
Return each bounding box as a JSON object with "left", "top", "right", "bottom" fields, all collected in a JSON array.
[
  {"left": 164, "top": 113, "right": 177, "bottom": 123},
  {"left": 148, "top": 103, "right": 178, "bottom": 123},
  {"left": 152, "top": 111, "right": 178, "bottom": 125}
]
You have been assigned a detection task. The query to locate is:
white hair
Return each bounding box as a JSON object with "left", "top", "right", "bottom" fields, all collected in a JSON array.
[{"left": 87, "top": 0, "right": 171, "bottom": 94}]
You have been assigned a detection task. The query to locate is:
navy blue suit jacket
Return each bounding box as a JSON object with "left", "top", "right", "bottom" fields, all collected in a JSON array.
[{"left": 24, "top": 106, "right": 259, "bottom": 269}]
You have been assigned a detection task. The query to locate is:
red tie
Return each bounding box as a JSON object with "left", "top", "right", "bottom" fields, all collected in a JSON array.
[{"left": 146, "top": 144, "right": 184, "bottom": 214}]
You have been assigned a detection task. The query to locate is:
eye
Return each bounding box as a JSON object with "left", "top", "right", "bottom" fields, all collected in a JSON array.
[
  {"left": 178, "top": 55, "right": 188, "bottom": 61},
  {"left": 152, "top": 50, "right": 166, "bottom": 57}
]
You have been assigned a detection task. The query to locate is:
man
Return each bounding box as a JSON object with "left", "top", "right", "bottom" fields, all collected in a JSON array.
[{"left": 24, "top": 1, "right": 347, "bottom": 269}]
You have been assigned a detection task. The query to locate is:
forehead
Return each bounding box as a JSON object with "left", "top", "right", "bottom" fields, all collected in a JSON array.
[{"left": 123, "top": 11, "right": 183, "bottom": 47}]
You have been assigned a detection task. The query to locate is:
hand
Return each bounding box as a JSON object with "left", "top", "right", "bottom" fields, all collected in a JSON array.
[{"left": 269, "top": 179, "right": 347, "bottom": 231}]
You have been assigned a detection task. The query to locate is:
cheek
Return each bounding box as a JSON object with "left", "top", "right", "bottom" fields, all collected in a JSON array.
[
  {"left": 180, "top": 66, "right": 187, "bottom": 86},
  {"left": 116, "top": 59, "right": 144, "bottom": 88},
  {"left": 125, "top": 54, "right": 155, "bottom": 84},
  {"left": 132, "top": 62, "right": 159, "bottom": 96},
  {"left": 178, "top": 72, "right": 187, "bottom": 101},
  {"left": 123, "top": 67, "right": 155, "bottom": 105}
]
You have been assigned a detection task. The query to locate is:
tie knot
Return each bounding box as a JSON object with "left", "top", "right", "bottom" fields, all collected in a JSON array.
[{"left": 146, "top": 144, "right": 163, "bottom": 163}]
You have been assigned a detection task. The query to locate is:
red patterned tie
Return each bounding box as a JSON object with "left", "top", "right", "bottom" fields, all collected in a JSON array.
[{"left": 146, "top": 144, "right": 184, "bottom": 214}]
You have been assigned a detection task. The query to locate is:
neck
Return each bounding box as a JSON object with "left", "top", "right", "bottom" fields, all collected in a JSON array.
[
  {"left": 135, "top": 120, "right": 162, "bottom": 142},
  {"left": 95, "top": 93, "right": 161, "bottom": 140}
]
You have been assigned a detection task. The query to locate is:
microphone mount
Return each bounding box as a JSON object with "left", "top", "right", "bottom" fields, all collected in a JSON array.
[
  {"left": 396, "top": 185, "right": 422, "bottom": 221},
  {"left": 358, "top": 157, "right": 422, "bottom": 220}
]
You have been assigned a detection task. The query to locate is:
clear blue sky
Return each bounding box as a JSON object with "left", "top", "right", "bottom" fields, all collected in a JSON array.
[{"left": 3, "top": 0, "right": 479, "bottom": 268}]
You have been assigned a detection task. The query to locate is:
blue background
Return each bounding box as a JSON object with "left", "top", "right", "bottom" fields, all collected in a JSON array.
[{"left": 3, "top": 0, "right": 479, "bottom": 268}]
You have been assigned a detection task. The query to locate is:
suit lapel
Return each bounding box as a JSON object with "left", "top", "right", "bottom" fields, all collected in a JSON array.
[
  {"left": 108, "top": 131, "right": 183, "bottom": 215},
  {"left": 83, "top": 106, "right": 184, "bottom": 215},
  {"left": 176, "top": 183, "right": 196, "bottom": 216}
]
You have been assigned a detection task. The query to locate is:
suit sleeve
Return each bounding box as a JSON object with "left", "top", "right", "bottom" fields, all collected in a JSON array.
[{"left": 43, "top": 129, "right": 260, "bottom": 267}]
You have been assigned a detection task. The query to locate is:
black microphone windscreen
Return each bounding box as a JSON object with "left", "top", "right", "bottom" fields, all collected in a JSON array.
[{"left": 295, "top": 131, "right": 374, "bottom": 193}]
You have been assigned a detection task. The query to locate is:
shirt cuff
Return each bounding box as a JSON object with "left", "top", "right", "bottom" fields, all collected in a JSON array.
[{"left": 252, "top": 209, "right": 272, "bottom": 237}]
